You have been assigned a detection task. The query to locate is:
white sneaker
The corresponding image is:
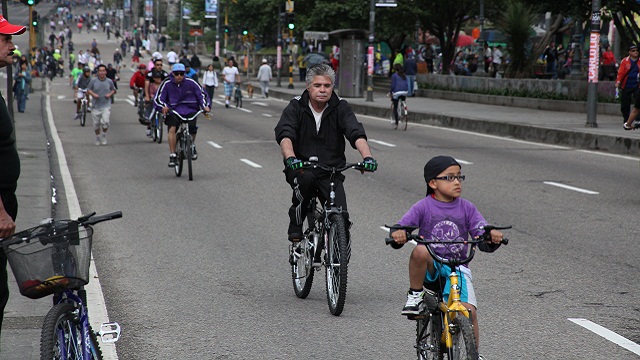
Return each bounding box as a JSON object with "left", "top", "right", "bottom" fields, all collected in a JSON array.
[
  {"left": 95, "top": 140, "right": 101, "bottom": 146},
  {"left": 402, "top": 290, "right": 425, "bottom": 315},
  {"left": 101, "top": 136, "right": 107, "bottom": 145}
]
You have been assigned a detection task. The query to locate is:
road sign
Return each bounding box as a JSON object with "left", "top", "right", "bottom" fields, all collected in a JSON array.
[
  {"left": 190, "top": 28, "right": 203, "bottom": 37},
  {"left": 303, "top": 31, "right": 329, "bottom": 41},
  {"left": 286, "top": 0, "right": 294, "bottom": 12}
]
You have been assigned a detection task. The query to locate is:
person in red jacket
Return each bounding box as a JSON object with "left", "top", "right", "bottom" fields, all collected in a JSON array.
[
  {"left": 129, "top": 63, "right": 147, "bottom": 107},
  {"left": 617, "top": 45, "right": 640, "bottom": 130}
]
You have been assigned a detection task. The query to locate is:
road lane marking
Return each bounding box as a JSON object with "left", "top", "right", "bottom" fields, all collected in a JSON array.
[
  {"left": 380, "top": 226, "right": 417, "bottom": 246},
  {"left": 208, "top": 141, "right": 222, "bottom": 149},
  {"left": 45, "top": 83, "right": 119, "bottom": 359},
  {"left": 253, "top": 102, "right": 268, "bottom": 107},
  {"left": 569, "top": 318, "right": 640, "bottom": 355},
  {"left": 543, "top": 181, "right": 599, "bottom": 195},
  {"left": 576, "top": 150, "right": 640, "bottom": 161},
  {"left": 369, "top": 139, "right": 396, "bottom": 147},
  {"left": 57, "top": 95, "right": 66, "bottom": 100},
  {"left": 241, "top": 158, "right": 262, "bottom": 168},
  {"left": 262, "top": 113, "right": 273, "bottom": 117},
  {"left": 238, "top": 107, "right": 252, "bottom": 113},
  {"left": 125, "top": 99, "right": 135, "bottom": 106},
  {"left": 212, "top": 100, "right": 224, "bottom": 106},
  {"left": 455, "top": 159, "right": 473, "bottom": 165}
]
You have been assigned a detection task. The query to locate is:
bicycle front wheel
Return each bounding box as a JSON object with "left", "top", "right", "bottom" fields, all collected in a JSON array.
[
  {"left": 185, "top": 135, "right": 193, "bottom": 181},
  {"left": 151, "top": 114, "right": 158, "bottom": 142},
  {"left": 325, "top": 213, "right": 349, "bottom": 316},
  {"left": 40, "top": 302, "right": 104, "bottom": 360},
  {"left": 401, "top": 100, "right": 408, "bottom": 131},
  {"left": 449, "top": 315, "right": 478, "bottom": 360},
  {"left": 175, "top": 137, "right": 183, "bottom": 177},
  {"left": 291, "top": 213, "right": 316, "bottom": 298},
  {"left": 157, "top": 117, "right": 163, "bottom": 144},
  {"left": 80, "top": 103, "right": 87, "bottom": 127},
  {"left": 416, "top": 312, "right": 443, "bottom": 360}
]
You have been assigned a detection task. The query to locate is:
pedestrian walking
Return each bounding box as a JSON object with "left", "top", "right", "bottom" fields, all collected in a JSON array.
[
  {"left": 13, "top": 62, "right": 30, "bottom": 113},
  {"left": 202, "top": 64, "right": 218, "bottom": 105},
  {"left": 619, "top": 44, "right": 640, "bottom": 130},
  {"left": 256, "top": 58, "right": 272, "bottom": 98},
  {"left": 87, "top": 64, "right": 116, "bottom": 145}
]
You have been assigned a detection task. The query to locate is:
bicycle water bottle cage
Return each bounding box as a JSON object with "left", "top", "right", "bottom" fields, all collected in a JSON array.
[{"left": 99, "top": 322, "right": 121, "bottom": 343}]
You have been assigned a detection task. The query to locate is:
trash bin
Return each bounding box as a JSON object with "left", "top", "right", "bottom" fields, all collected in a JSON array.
[{"left": 329, "top": 29, "right": 367, "bottom": 98}]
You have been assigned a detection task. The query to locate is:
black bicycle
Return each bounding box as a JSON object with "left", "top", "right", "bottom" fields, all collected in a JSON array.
[
  {"left": 150, "top": 110, "right": 163, "bottom": 144},
  {"left": 1, "top": 211, "right": 123, "bottom": 359},
  {"left": 385, "top": 225, "right": 511, "bottom": 360},
  {"left": 290, "top": 157, "right": 373, "bottom": 316},
  {"left": 171, "top": 109, "right": 204, "bottom": 181},
  {"left": 136, "top": 88, "right": 148, "bottom": 125}
]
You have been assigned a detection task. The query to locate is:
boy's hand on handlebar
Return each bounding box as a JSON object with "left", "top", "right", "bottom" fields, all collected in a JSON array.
[
  {"left": 362, "top": 157, "right": 378, "bottom": 172},
  {"left": 487, "top": 229, "right": 503, "bottom": 244},
  {"left": 391, "top": 229, "right": 408, "bottom": 245}
]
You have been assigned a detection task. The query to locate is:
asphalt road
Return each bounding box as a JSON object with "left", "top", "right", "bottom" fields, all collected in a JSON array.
[{"left": 9, "top": 3, "right": 640, "bottom": 359}]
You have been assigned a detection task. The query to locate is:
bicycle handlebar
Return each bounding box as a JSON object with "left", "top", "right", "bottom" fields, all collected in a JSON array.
[
  {"left": 301, "top": 156, "right": 373, "bottom": 173},
  {"left": 384, "top": 224, "right": 511, "bottom": 265}
]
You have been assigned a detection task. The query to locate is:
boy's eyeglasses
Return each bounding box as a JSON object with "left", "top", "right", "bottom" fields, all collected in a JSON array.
[{"left": 433, "top": 175, "right": 466, "bottom": 182}]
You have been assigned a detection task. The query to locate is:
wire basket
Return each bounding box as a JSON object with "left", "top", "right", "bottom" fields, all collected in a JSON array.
[{"left": 1, "top": 220, "right": 93, "bottom": 299}]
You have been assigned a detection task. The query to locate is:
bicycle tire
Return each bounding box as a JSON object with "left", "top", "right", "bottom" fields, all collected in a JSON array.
[
  {"left": 157, "top": 118, "right": 163, "bottom": 144},
  {"left": 325, "top": 213, "right": 349, "bottom": 316},
  {"left": 80, "top": 103, "right": 87, "bottom": 127},
  {"left": 89, "top": 328, "right": 104, "bottom": 360},
  {"left": 175, "top": 136, "right": 183, "bottom": 177},
  {"left": 449, "top": 315, "right": 478, "bottom": 360},
  {"left": 291, "top": 212, "right": 316, "bottom": 298},
  {"left": 416, "top": 312, "right": 443, "bottom": 360},
  {"left": 401, "top": 100, "right": 408, "bottom": 131},
  {"left": 40, "top": 303, "right": 82, "bottom": 359},
  {"left": 185, "top": 135, "right": 193, "bottom": 181},
  {"left": 151, "top": 114, "right": 158, "bottom": 142}
]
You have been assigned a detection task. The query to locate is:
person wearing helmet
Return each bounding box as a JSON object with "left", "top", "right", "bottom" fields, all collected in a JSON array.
[
  {"left": 74, "top": 66, "right": 93, "bottom": 119},
  {"left": 144, "top": 57, "right": 168, "bottom": 103},
  {"left": 154, "top": 63, "right": 210, "bottom": 166},
  {"left": 129, "top": 63, "right": 147, "bottom": 107}
]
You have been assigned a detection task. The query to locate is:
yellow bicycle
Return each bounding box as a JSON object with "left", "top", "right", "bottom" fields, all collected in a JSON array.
[{"left": 386, "top": 225, "right": 510, "bottom": 360}]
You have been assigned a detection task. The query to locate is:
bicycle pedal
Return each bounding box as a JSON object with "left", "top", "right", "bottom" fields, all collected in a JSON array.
[{"left": 99, "top": 322, "right": 121, "bottom": 343}]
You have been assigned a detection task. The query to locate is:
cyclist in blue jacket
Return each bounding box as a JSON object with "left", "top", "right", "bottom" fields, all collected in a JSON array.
[
  {"left": 389, "top": 63, "right": 408, "bottom": 128},
  {"left": 154, "top": 63, "right": 210, "bottom": 167}
]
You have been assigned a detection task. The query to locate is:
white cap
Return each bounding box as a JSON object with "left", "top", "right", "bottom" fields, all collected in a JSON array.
[
  {"left": 152, "top": 51, "right": 162, "bottom": 60},
  {"left": 261, "top": 58, "right": 267, "bottom": 63}
]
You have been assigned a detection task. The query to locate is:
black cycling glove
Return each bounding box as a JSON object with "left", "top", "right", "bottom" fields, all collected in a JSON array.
[
  {"left": 363, "top": 157, "right": 378, "bottom": 172},
  {"left": 284, "top": 157, "right": 303, "bottom": 171}
]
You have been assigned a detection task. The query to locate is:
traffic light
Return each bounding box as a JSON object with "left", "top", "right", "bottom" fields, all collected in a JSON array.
[
  {"left": 287, "top": 13, "right": 295, "bottom": 30},
  {"left": 223, "top": 25, "right": 229, "bottom": 33},
  {"left": 242, "top": 27, "right": 248, "bottom": 36},
  {"left": 31, "top": 10, "right": 38, "bottom": 32},
  {"left": 20, "top": 0, "right": 39, "bottom": 5}
]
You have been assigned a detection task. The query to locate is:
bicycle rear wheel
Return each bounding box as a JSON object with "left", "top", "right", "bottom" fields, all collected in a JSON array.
[
  {"left": 416, "top": 312, "right": 443, "bottom": 360},
  {"left": 151, "top": 114, "right": 158, "bottom": 142},
  {"left": 449, "top": 315, "right": 478, "bottom": 360},
  {"left": 325, "top": 213, "right": 349, "bottom": 316},
  {"left": 389, "top": 104, "right": 397, "bottom": 129},
  {"left": 185, "top": 135, "right": 193, "bottom": 181},
  {"left": 401, "top": 100, "right": 408, "bottom": 131},
  {"left": 175, "top": 136, "right": 183, "bottom": 177},
  {"left": 291, "top": 212, "right": 316, "bottom": 298},
  {"left": 157, "top": 117, "right": 163, "bottom": 144},
  {"left": 41, "top": 302, "right": 102, "bottom": 359}
]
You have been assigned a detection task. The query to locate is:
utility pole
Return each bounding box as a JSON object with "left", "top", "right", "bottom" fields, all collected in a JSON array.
[
  {"left": 586, "top": 0, "right": 601, "bottom": 127},
  {"left": 366, "top": 0, "right": 374, "bottom": 101}
]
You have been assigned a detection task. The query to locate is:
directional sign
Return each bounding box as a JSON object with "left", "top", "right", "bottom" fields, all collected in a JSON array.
[
  {"left": 190, "top": 28, "right": 203, "bottom": 37},
  {"left": 303, "top": 31, "right": 329, "bottom": 41},
  {"left": 286, "top": 0, "right": 294, "bottom": 12}
]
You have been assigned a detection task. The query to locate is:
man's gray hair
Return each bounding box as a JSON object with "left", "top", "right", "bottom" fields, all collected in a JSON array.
[{"left": 306, "top": 64, "right": 335, "bottom": 86}]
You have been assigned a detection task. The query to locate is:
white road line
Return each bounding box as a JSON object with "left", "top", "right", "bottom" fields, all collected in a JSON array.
[
  {"left": 127, "top": 95, "right": 135, "bottom": 100},
  {"left": 262, "top": 113, "right": 273, "bottom": 117},
  {"left": 543, "top": 181, "right": 599, "bottom": 195},
  {"left": 45, "top": 83, "right": 119, "bottom": 359},
  {"left": 238, "top": 107, "right": 252, "bottom": 113},
  {"left": 455, "top": 159, "right": 474, "bottom": 165},
  {"left": 240, "top": 158, "right": 262, "bottom": 168},
  {"left": 576, "top": 149, "right": 640, "bottom": 161},
  {"left": 569, "top": 318, "right": 640, "bottom": 355},
  {"left": 212, "top": 100, "right": 224, "bottom": 106},
  {"left": 253, "top": 102, "right": 268, "bottom": 107},
  {"left": 369, "top": 139, "right": 396, "bottom": 147},
  {"left": 207, "top": 141, "right": 222, "bottom": 149},
  {"left": 57, "top": 95, "right": 66, "bottom": 100},
  {"left": 125, "top": 99, "right": 135, "bottom": 106},
  {"left": 379, "top": 226, "right": 417, "bottom": 245}
]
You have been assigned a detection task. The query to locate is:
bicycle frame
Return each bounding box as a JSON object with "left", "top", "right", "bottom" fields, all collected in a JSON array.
[{"left": 438, "top": 270, "right": 471, "bottom": 350}]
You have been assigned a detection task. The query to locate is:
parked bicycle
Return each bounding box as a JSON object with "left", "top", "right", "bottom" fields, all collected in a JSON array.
[
  {"left": 289, "top": 157, "right": 373, "bottom": 316},
  {"left": 77, "top": 88, "right": 89, "bottom": 127},
  {"left": 389, "top": 92, "right": 408, "bottom": 131},
  {"left": 1, "top": 211, "right": 123, "bottom": 359},
  {"left": 385, "top": 225, "right": 511, "bottom": 360},
  {"left": 171, "top": 109, "right": 205, "bottom": 181}
]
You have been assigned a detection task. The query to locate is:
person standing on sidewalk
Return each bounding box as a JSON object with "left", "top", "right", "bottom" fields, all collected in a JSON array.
[
  {"left": 87, "top": 64, "right": 116, "bottom": 145},
  {"left": 617, "top": 44, "right": 640, "bottom": 129},
  {"left": 13, "top": 62, "right": 30, "bottom": 113},
  {"left": 256, "top": 58, "right": 272, "bottom": 98},
  {"left": 491, "top": 45, "right": 503, "bottom": 78},
  {"left": 403, "top": 53, "right": 417, "bottom": 97},
  {"left": 0, "top": 14, "right": 27, "bottom": 338}
]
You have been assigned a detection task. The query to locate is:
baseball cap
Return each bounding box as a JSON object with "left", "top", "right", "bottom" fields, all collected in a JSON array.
[
  {"left": 0, "top": 15, "right": 26, "bottom": 35},
  {"left": 138, "top": 64, "right": 147, "bottom": 69},
  {"left": 423, "top": 156, "right": 461, "bottom": 195},
  {"left": 152, "top": 51, "right": 162, "bottom": 60},
  {"left": 262, "top": 58, "right": 267, "bottom": 63},
  {"left": 629, "top": 44, "right": 638, "bottom": 51},
  {"left": 172, "top": 63, "right": 185, "bottom": 72}
]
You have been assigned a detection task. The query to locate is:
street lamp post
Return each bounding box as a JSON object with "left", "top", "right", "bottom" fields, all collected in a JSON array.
[{"left": 366, "top": 0, "right": 374, "bottom": 102}]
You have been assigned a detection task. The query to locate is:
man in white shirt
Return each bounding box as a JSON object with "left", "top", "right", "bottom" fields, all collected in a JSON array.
[
  {"left": 166, "top": 49, "right": 179, "bottom": 67},
  {"left": 222, "top": 59, "right": 241, "bottom": 108},
  {"left": 491, "top": 45, "right": 503, "bottom": 78},
  {"left": 256, "top": 58, "right": 272, "bottom": 98}
]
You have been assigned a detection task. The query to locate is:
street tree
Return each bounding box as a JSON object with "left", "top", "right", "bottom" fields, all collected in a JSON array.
[{"left": 495, "top": 0, "right": 537, "bottom": 78}]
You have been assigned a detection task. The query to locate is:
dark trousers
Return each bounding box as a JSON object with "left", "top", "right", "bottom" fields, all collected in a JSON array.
[
  {"left": 205, "top": 85, "right": 215, "bottom": 106},
  {"left": 620, "top": 87, "right": 640, "bottom": 124},
  {"left": 285, "top": 169, "right": 348, "bottom": 228},
  {"left": 0, "top": 193, "right": 18, "bottom": 337}
]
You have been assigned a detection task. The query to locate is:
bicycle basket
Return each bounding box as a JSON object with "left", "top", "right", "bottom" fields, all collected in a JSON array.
[{"left": 1, "top": 221, "right": 94, "bottom": 299}]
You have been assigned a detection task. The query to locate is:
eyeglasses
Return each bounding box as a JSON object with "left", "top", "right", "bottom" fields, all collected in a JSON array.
[
  {"left": 631, "top": 49, "right": 639, "bottom": 52},
  {"left": 173, "top": 72, "right": 185, "bottom": 76},
  {"left": 433, "top": 175, "right": 466, "bottom": 182}
]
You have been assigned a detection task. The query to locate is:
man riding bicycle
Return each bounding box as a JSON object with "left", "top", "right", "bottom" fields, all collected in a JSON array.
[
  {"left": 129, "top": 63, "right": 147, "bottom": 107},
  {"left": 74, "top": 66, "right": 92, "bottom": 119},
  {"left": 154, "top": 63, "right": 210, "bottom": 167},
  {"left": 274, "top": 64, "right": 378, "bottom": 243}
]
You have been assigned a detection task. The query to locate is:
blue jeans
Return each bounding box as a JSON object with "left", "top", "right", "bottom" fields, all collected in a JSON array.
[
  {"left": 16, "top": 91, "right": 27, "bottom": 112},
  {"left": 406, "top": 75, "right": 416, "bottom": 96}
]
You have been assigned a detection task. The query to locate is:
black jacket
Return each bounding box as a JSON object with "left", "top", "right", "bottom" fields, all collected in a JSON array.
[{"left": 274, "top": 90, "right": 367, "bottom": 167}]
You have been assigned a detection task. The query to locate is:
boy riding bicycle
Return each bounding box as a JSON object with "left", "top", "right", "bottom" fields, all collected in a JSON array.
[{"left": 389, "top": 155, "right": 504, "bottom": 359}]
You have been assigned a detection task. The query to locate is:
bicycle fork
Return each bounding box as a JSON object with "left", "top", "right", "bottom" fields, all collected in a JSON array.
[{"left": 440, "top": 271, "right": 471, "bottom": 349}]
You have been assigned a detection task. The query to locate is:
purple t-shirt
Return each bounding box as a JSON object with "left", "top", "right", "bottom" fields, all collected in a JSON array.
[{"left": 398, "top": 196, "right": 487, "bottom": 266}]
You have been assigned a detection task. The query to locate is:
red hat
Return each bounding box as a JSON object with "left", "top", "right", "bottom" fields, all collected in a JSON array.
[{"left": 0, "top": 15, "right": 26, "bottom": 35}]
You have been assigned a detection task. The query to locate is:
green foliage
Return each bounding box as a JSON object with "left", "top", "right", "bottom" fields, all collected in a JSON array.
[{"left": 495, "top": 0, "right": 536, "bottom": 78}]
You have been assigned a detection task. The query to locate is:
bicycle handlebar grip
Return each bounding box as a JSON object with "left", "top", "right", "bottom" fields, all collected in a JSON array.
[
  {"left": 85, "top": 211, "right": 123, "bottom": 226},
  {"left": 501, "top": 238, "right": 509, "bottom": 245},
  {"left": 385, "top": 237, "right": 405, "bottom": 249}
]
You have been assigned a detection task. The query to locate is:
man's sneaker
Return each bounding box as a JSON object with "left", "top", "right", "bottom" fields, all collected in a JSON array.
[
  {"left": 168, "top": 153, "right": 177, "bottom": 167},
  {"left": 74, "top": 112, "right": 80, "bottom": 120},
  {"left": 95, "top": 140, "right": 101, "bottom": 146},
  {"left": 146, "top": 129, "right": 152, "bottom": 137},
  {"left": 101, "top": 136, "right": 107, "bottom": 145},
  {"left": 478, "top": 355, "right": 487, "bottom": 360},
  {"left": 402, "top": 289, "right": 426, "bottom": 316},
  {"left": 191, "top": 145, "right": 197, "bottom": 160},
  {"left": 225, "top": 103, "right": 229, "bottom": 108},
  {"left": 288, "top": 222, "right": 303, "bottom": 242}
]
